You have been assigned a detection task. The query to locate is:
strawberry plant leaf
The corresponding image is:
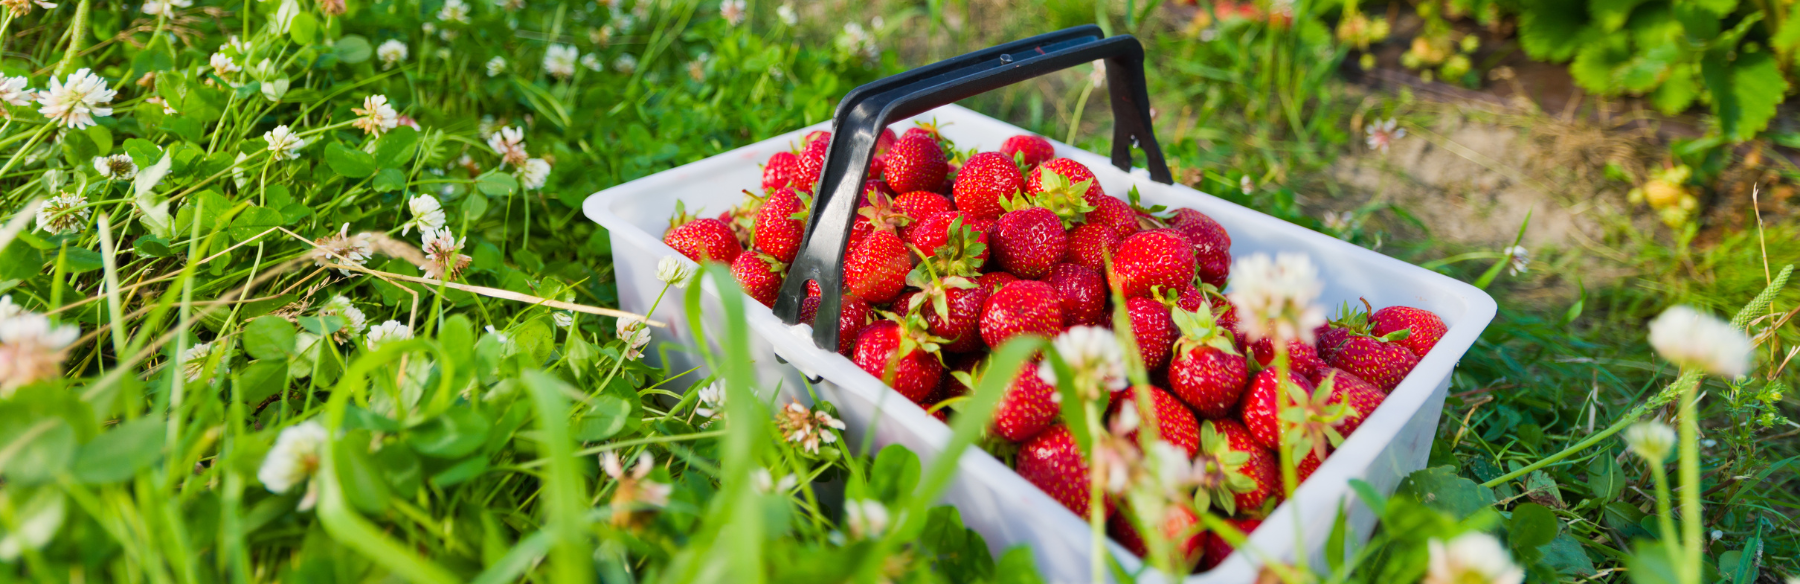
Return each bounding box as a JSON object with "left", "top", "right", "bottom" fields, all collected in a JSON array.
[
  {"left": 1702, "top": 48, "right": 1788, "bottom": 142},
  {"left": 1517, "top": 0, "right": 1594, "bottom": 61}
]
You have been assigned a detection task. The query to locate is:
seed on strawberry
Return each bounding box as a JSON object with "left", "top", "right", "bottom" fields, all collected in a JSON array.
[
  {"left": 753, "top": 187, "right": 810, "bottom": 263},
  {"left": 843, "top": 230, "right": 913, "bottom": 305},
  {"left": 1063, "top": 222, "right": 1121, "bottom": 275},
  {"left": 1126, "top": 297, "right": 1178, "bottom": 372},
  {"left": 1298, "top": 449, "right": 1323, "bottom": 483},
  {"left": 884, "top": 131, "right": 950, "bottom": 194},
  {"left": 1370, "top": 305, "right": 1446, "bottom": 357},
  {"left": 664, "top": 217, "right": 743, "bottom": 264},
  {"left": 799, "top": 294, "right": 873, "bottom": 356},
  {"left": 1028, "top": 158, "right": 1105, "bottom": 201},
  {"left": 980, "top": 280, "right": 1063, "bottom": 348},
  {"left": 1112, "top": 230, "right": 1197, "bottom": 299},
  {"left": 1198, "top": 517, "right": 1262, "bottom": 571},
  {"left": 1045, "top": 263, "right": 1107, "bottom": 328},
  {"left": 793, "top": 133, "right": 831, "bottom": 193},
  {"left": 1316, "top": 367, "right": 1386, "bottom": 436},
  {"left": 1168, "top": 305, "right": 1250, "bottom": 419},
  {"left": 1108, "top": 385, "right": 1201, "bottom": 457},
  {"left": 730, "top": 251, "right": 787, "bottom": 308},
  {"left": 1167, "top": 210, "right": 1231, "bottom": 288},
  {"left": 991, "top": 361, "right": 1059, "bottom": 443},
  {"left": 1086, "top": 195, "right": 1139, "bottom": 240},
  {"left": 852, "top": 317, "right": 945, "bottom": 403},
  {"left": 992, "top": 207, "right": 1068, "bottom": 279},
  {"left": 1109, "top": 503, "right": 1203, "bottom": 566},
  {"left": 1325, "top": 335, "right": 1419, "bottom": 392},
  {"left": 1248, "top": 338, "right": 1328, "bottom": 383},
  {"left": 953, "top": 151, "right": 1026, "bottom": 221},
  {"left": 1016, "top": 425, "right": 1111, "bottom": 518},
  {"left": 763, "top": 151, "right": 802, "bottom": 191},
  {"left": 1000, "top": 134, "right": 1056, "bottom": 169},
  {"left": 1238, "top": 367, "right": 1316, "bottom": 451}
]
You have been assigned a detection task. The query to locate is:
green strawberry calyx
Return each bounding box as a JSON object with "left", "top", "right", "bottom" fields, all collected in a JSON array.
[
  {"left": 1127, "top": 185, "right": 1177, "bottom": 229},
  {"left": 1277, "top": 373, "right": 1350, "bottom": 464},
  {"left": 857, "top": 190, "right": 912, "bottom": 234},
  {"left": 903, "top": 253, "right": 978, "bottom": 324},
  {"left": 1003, "top": 168, "right": 1095, "bottom": 229},
  {"left": 915, "top": 216, "right": 986, "bottom": 280},
  {"left": 1171, "top": 300, "right": 1239, "bottom": 357},
  {"left": 1191, "top": 421, "right": 1256, "bottom": 517}
]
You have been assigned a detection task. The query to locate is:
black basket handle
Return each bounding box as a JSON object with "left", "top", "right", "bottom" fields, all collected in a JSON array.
[{"left": 773, "top": 29, "right": 1173, "bottom": 353}]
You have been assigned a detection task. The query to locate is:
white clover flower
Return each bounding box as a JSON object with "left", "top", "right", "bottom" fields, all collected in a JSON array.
[
  {"left": 0, "top": 311, "right": 79, "bottom": 395},
  {"left": 93, "top": 154, "right": 138, "bottom": 181},
  {"left": 319, "top": 295, "right": 368, "bottom": 338},
  {"left": 617, "top": 318, "right": 650, "bottom": 360},
  {"left": 1088, "top": 59, "right": 1106, "bottom": 89},
  {"left": 420, "top": 228, "right": 472, "bottom": 280},
  {"left": 365, "top": 320, "right": 413, "bottom": 350},
  {"left": 656, "top": 256, "right": 695, "bottom": 286},
  {"left": 147, "top": 96, "right": 177, "bottom": 115},
  {"left": 1423, "top": 533, "right": 1524, "bottom": 584},
  {"left": 0, "top": 76, "right": 33, "bottom": 106},
  {"left": 686, "top": 54, "right": 709, "bottom": 82},
  {"left": 751, "top": 468, "right": 798, "bottom": 494},
  {"left": 1623, "top": 421, "right": 1675, "bottom": 463},
  {"left": 485, "top": 56, "right": 507, "bottom": 77},
  {"left": 258, "top": 421, "right": 329, "bottom": 510},
  {"left": 1322, "top": 210, "right": 1353, "bottom": 233},
  {"left": 1037, "top": 326, "right": 1127, "bottom": 396},
  {"left": 600, "top": 451, "right": 672, "bottom": 521},
  {"left": 1229, "top": 252, "right": 1328, "bottom": 345},
  {"left": 179, "top": 341, "right": 229, "bottom": 382},
  {"left": 210, "top": 53, "right": 241, "bottom": 76},
  {"left": 543, "top": 44, "right": 579, "bottom": 78},
  {"left": 352, "top": 94, "right": 399, "bottom": 136},
  {"left": 835, "top": 22, "right": 877, "bottom": 63},
  {"left": 580, "top": 53, "right": 602, "bottom": 72},
  {"left": 1648, "top": 305, "right": 1752, "bottom": 378},
  {"left": 517, "top": 158, "right": 550, "bottom": 190},
  {"left": 1502, "top": 245, "right": 1530, "bottom": 276},
  {"left": 141, "top": 0, "right": 190, "bottom": 17},
  {"left": 694, "top": 382, "right": 725, "bottom": 418},
  {"left": 310, "top": 223, "right": 373, "bottom": 275},
  {"left": 776, "top": 401, "right": 845, "bottom": 454},
  {"left": 776, "top": 3, "right": 796, "bottom": 25},
  {"left": 263, "top": 125, "right": 306, "bottom": 161},
  {"left": 719, "top": 0, "right": 744, "bottom": 25},
  {"left": 613, "top": 54, "right": 637, "bottom": 74},
  {"left": 553, "top": 312, "right": 573, "bottom": 329},
  {"left": 403, "top": 195, "right": 447, "bottom": 236},
  {"left": 377, "top": 40, "right": 409, "bottom": 69},
  {"left": 2, "top": 0, "right": 58, "bottom": 17},
  {"left": 36, "top": 68, "right": 115, "bottom": 129},
  {"left": 486, "top": 125, "right": 528, "bottom": 167},
  {"left": 844, "top": 499, "right": 888, "bottom": 539},
  {"left": 1366, "top": 118, "right": 1406, "bottom": 153},
  {"left": 437, "top": 0, "right": 469, "bottom": 22},
  {"left": 36, "top": 191, "right": 90, "bottom": 235}
]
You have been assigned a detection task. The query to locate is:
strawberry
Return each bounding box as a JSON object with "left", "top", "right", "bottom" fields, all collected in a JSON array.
[
  {"left": 857, "top": 190, "right": 915, "bottom": 238},
  {"left": 939, "top": 352, "right": 982, "bottom": 399},
  {"left": 1314, "top": 324, "right": 1352, "bottom": 361},
  {"left": 664, "top": 217, "right": 743, "bottom": 264},
  {"left": 1297, "top": 449, "right": 1323, "bottom": 483},
  {"left": 884, "top": 131, "right": 950, "bottom": 194},
  {"left": 1204, "top": 419, "right": 1281, "bottom": 516},
  {"left": 980, "top": 280, "right": 1063, "bottom": 348},
  {"left": 730, "top": 251, "right": 786, "bottom": 308},
  {"left": 1028, "top": 158, "right": 1105, "bottom": 201},
  {"left": 912, "top": 214, "right": 993, "bottom": 281},
  {"left": 1000, "top": 134, "right": 1056, "bottom": 168},
  {"left": 762, "top": 151, "right": 802, "bottom": 191},
  {"left": 1248, "top": 338, "right": 1328, "bottom": 382},
  {"left": 1370, "top": 305, "right": 1446, "bottom": 357},
  {"left": 1063, "top": 222, "right": 1121, "bottom": 274},
  {"left": 1167, "top": 305, "right": 1250, "bottom": 419},
  {"left": 904, "top": 265, "right": 989, "bottom": 353},
  {"left": 1109, "top": 504, "right": 1203, "bottom": 567},
  {"left": 991, "top": 207, "right": 1068, "bottom": 279},
  {"left": 793, "top": 133, "right": 831, "bottom": 193},
  {"left": 1009, "top": 166, "right": 1097, "bottom": 229},
  {"left": 1198, "top": 518, "right": 1262, "bottom": 571},
  {"left": 893, "top": 191, "right": 953, "bottom": 239},
  {"left": 1126, "top": 297, "right": 1178, "bottom": 372},
  {"left": 991, "top": 361, "right": 1059, "bottom": 443},
  {"left": 1174, "top": 285, "right": 1237, "bottom": 334},
  {"left": 799, "top": 294, "right": 873, "bottom": 356},
  {"left": 1086, "top": 195, "right": 1139, "bottom": 240},
  {"left": 753, "top": 187, "right": 810, "bottom": 263},
  {"left": 1016, "top": 426, "right": 1110, "bottom": 518},
  {"left": 868, "top": 127, "right": 898, "bottom": 180},
  {"left": 952, "top": 151, "right": 1026, "bottom": 221},
  {"left": 1316, "top": 368, "right": 1386, "bottom": 436},
  {"left": 1167, "top": 210, "right": 1231, "bottom": 288},
  {"left": 843, "top": 230, "right": 912, "bottom": 305},
  {"left": 1326, "top": 335, "right": 1419, "bottom": 392},
  {"left": 864, "top": 178, "right": 896, "bottom": 198},
  {"left": 852, "top": 316, "right": 946, "bottom": 403},
  {"left": 978, "top": 271, "right": 1018, "bottom": 295},
  {"left": 1045, "top": 263, "right": 1107, "bottom": 328},
  {"left": 1108, "top": 385, "right": 1201, "bottom": 457},
  {"left": 1237, "top": 367, "right": 1315, "bottom": 451},
  {"left": 1112, "top": 230, "right": 1196, "bottom": 299}
]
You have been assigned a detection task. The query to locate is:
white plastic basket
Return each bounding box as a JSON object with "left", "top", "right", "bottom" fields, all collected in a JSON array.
[{"left": 583, "top": 31, "right": 1495, "bottom": 584}]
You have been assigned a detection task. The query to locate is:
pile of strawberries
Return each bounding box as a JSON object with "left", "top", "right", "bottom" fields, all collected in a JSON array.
[{"left": 663, "top": 124, "right": 1447, "bottom": 572}]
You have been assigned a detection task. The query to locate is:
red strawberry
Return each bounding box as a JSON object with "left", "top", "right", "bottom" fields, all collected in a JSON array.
[
  {"left": 1108, "top": 385, "right": 1201, "bottom": 457},
  {"left": 978, "top": 271, "right": 1017, "bottom": 295},
  {"left": 799, "top": 294, "right": 873, "bottom": 356},
  {"left": 864, "top": 179, "right": 896, "bottom": 198},
  {"left": 1109, "top": 504, "right": 1203, "bottom": 566},
  {"left": 1086, "top": 195, "right": 1139, "bottom": 240},
  {"left": 1314, "top": 325, "right": 1353, "bottom": 360},
  {"left": 1016, "top": 426, "right": 1110, "bottom": 518},
  {"left": 1045, "top": 263, "right": 1107, "bottom": 328},
  {"left": 730, "top": 252, "right": 786, "bottom": 308},
  {"left": 1325, "top": 335, "right": 1419, "bottom": 392},
  {"left": 857, "top": 190, "right": 915, "bottom": 238},
  {"left": 762, "top": 151, "right": 802, "bottom": 191},
  {"left": 868, "top": 128, "right": 898, "bottom": 179},
  {"left": 1028, "top": 158, "right": 1104, "bottom": 201},
  {"left": 1112, "top": 230, "right": 1196, "bottom": 299},
  {"left": 1205, "top": 419, "right": 1281, "bottom": 515},
  {"left": 939, "top": 352, "right": 982, "bottom": 399},
  {"left": 1199, "top": 518, "right": 1263, "bottom": 571},
  {"left": 1126, "top": 298, "right": 1178, "bottom": 371},
  {"left": 1238, "top": 368, "right": 1316, "bottom": 451},
  {"left": 1370, "top": 306, "right": 1446, "bottom": 357},
  {"left": 1167, "top": 306, "right": 1250, "bottom": 419},
  {"left": 980, "top": 280, "right": 1063, "bottom": 348},
  {"left": 991, "top": 207, "right": 1068, "bottom": 279},
  {"left": 909, "top": 212, "right": 993, "bottom": 265},
  {"left": 952, "top": 151, "right": 1026, "bottom": 221},
  {"left": 1010, "top": 165, "right": 1098, "bottom": 229},
  {"left": 1063, "top": 222, "right": 1121, "bottom": 275},
  {"left": 884, "top": 131, "right": 950, "bottom": 194},
  {"left": 1001, "top": 134, "right": 1056, "bottom": 169},
  {"left": 1297, "top": 449, "right": 1323, "bottom": 483},
  {"left": 1177, "top": 286, "right": 1240, "bottom": 336},
  {"left": 843, "top": 230, "right": 912, "bottom": 304},
  {"left": 753, "top": 187, "right": 810, "bottom": 263},
  {"left": 793, "top": 134, "right": 831, "bottom": 193},
  {"left": 893, "top": 191, "right": 953, "bottom": 239},
  {"left": 1316, "top": 368, "right": 1385, "bottom": 436},
  {"left": 1248, "top": 339, "right": 1328, "bottom": 382},
  {"left": 853, "top": 317, "right": 945, "bottom": 403},
  {"left": 664, "top": 218, "right": 743, "bottom": 264},
  {"left": 991, "top": 361, "right": 1059, "bottom": 442},
  {"left": 905, "top": 271, "right": 989, "bottom": 353},
  {"left": 1167, "top": 211, "right": 1231, "bottom": 288}
]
